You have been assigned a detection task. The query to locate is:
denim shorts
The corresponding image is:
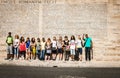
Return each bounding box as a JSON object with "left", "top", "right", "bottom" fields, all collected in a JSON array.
[
  {"left": 70, "top": 49, "right": 75, "bottom": 55},
  {"left": 58, "top": 48, "right": 63, "bottom": 53},
  {"left": 77, "top": 48, "right": 82, "bottom": 55}
]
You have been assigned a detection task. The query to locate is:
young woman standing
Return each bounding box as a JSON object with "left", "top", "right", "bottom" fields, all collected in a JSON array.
[{"left": 52, "top": 36, "right": 57, "bottom": 60}]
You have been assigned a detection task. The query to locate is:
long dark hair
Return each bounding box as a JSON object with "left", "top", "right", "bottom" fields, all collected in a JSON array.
[
  {"left": 70, "top": 35, "right": 75, "bottom": 40},
  {"left": 31, "top": 37, "right": 35, "bottom": 43},
  {"left": 47, "top": 38, "right": 51, "bottom": 43},
  {"left": 26, "top": 37, "right": 30, "bottom": 43},
  {"left": 20, "top": 36, "right": 25, "bottom": 43}
]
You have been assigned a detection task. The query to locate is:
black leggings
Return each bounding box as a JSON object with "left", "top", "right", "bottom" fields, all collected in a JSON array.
[
  {"left": 65, "top": 51, "right": 70, "bottom": 61},
  {"left": 18, "top": 51, "right": 26, "bottom": 59}
]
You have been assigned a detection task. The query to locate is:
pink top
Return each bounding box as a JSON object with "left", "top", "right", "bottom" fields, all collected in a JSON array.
[{"left": 19, "top": 42, "right": 26, "bottom": 52}]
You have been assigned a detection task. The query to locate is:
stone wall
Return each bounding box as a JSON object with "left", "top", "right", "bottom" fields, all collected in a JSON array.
[{"left": 0, "top": 0, "right": 120, "bottom": 61}]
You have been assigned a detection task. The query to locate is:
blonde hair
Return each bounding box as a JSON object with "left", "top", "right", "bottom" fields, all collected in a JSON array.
[{"left": 15, "top": 35, "right": 19, "bottom": 39}]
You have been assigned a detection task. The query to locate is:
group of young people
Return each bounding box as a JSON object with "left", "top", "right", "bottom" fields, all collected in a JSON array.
[{"left": 5, "top": 32, "right": 93, "bottom": 61}]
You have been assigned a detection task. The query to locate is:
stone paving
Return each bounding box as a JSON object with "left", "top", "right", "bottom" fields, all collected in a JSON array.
[{"left": 0, "top": 52, "right": 120, "bottom": 67}]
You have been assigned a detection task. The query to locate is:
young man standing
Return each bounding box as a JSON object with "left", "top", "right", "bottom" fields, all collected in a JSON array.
[
  {"left": 83, "top": 34, "right": 93, "bottom": 61},
  {"left": 5, "top": 32, "right": 13, "bottom": 60}
]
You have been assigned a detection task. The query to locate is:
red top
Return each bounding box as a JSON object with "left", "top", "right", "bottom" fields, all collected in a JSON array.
[{"left": 19, "top": 42, "right": 26, "bottom": 52}]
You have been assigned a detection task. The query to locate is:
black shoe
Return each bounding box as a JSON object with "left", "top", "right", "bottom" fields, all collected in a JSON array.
[
  {"left": 9, "top": 58, "right": 13, "bottom": 61},
  {"left": 5, "top": 58, "right": 9, "bottom": 60},
  {"left": 53, "top": 59, "right": 56, "bottom": 61}
]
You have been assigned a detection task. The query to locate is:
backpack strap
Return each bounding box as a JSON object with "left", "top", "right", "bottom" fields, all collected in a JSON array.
[{"left": 84, "top": 38, "right": 89, "bottom": 47}]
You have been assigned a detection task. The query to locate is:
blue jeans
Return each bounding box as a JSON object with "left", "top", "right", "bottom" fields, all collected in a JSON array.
[
  {"left": 40, "top": 50, "right": 45, "bottom": 60},
  {"left": 70, "top": 49, "right": 75, "bottom": 55},
  {"left": 36, "top": 50, "right": 41, "bottom": 59},
  {"left": 14, "top": 47, "right": 19, "bottom": 57},
  {"left": 85, "top": 47, "right": 91, "bottom": 61},
  {"left": 77, "top": 48, "right": 82, "bottom": 55},
  {"left": 36, "top": 49, "right": 41, "bottom": 55}
]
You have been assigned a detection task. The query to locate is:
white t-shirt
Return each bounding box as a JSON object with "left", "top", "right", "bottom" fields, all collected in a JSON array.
[
  {"left": 70, "top": 40, "right": 75, "bottom": 49},
  {"left": 14, "top": 39, "right": 19, "bottom": 48},
  {"left": 57, "top": 41, "right": 62, "bottom": 48},
  {"left": 41, "top": 42, "right": 46, "bottom": 50},
  {"left": 52, "top": 41, "right": 57, "bottom": 48},
  {"left": 76, "top": 39, "right": 82, "bottom": 48}
]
